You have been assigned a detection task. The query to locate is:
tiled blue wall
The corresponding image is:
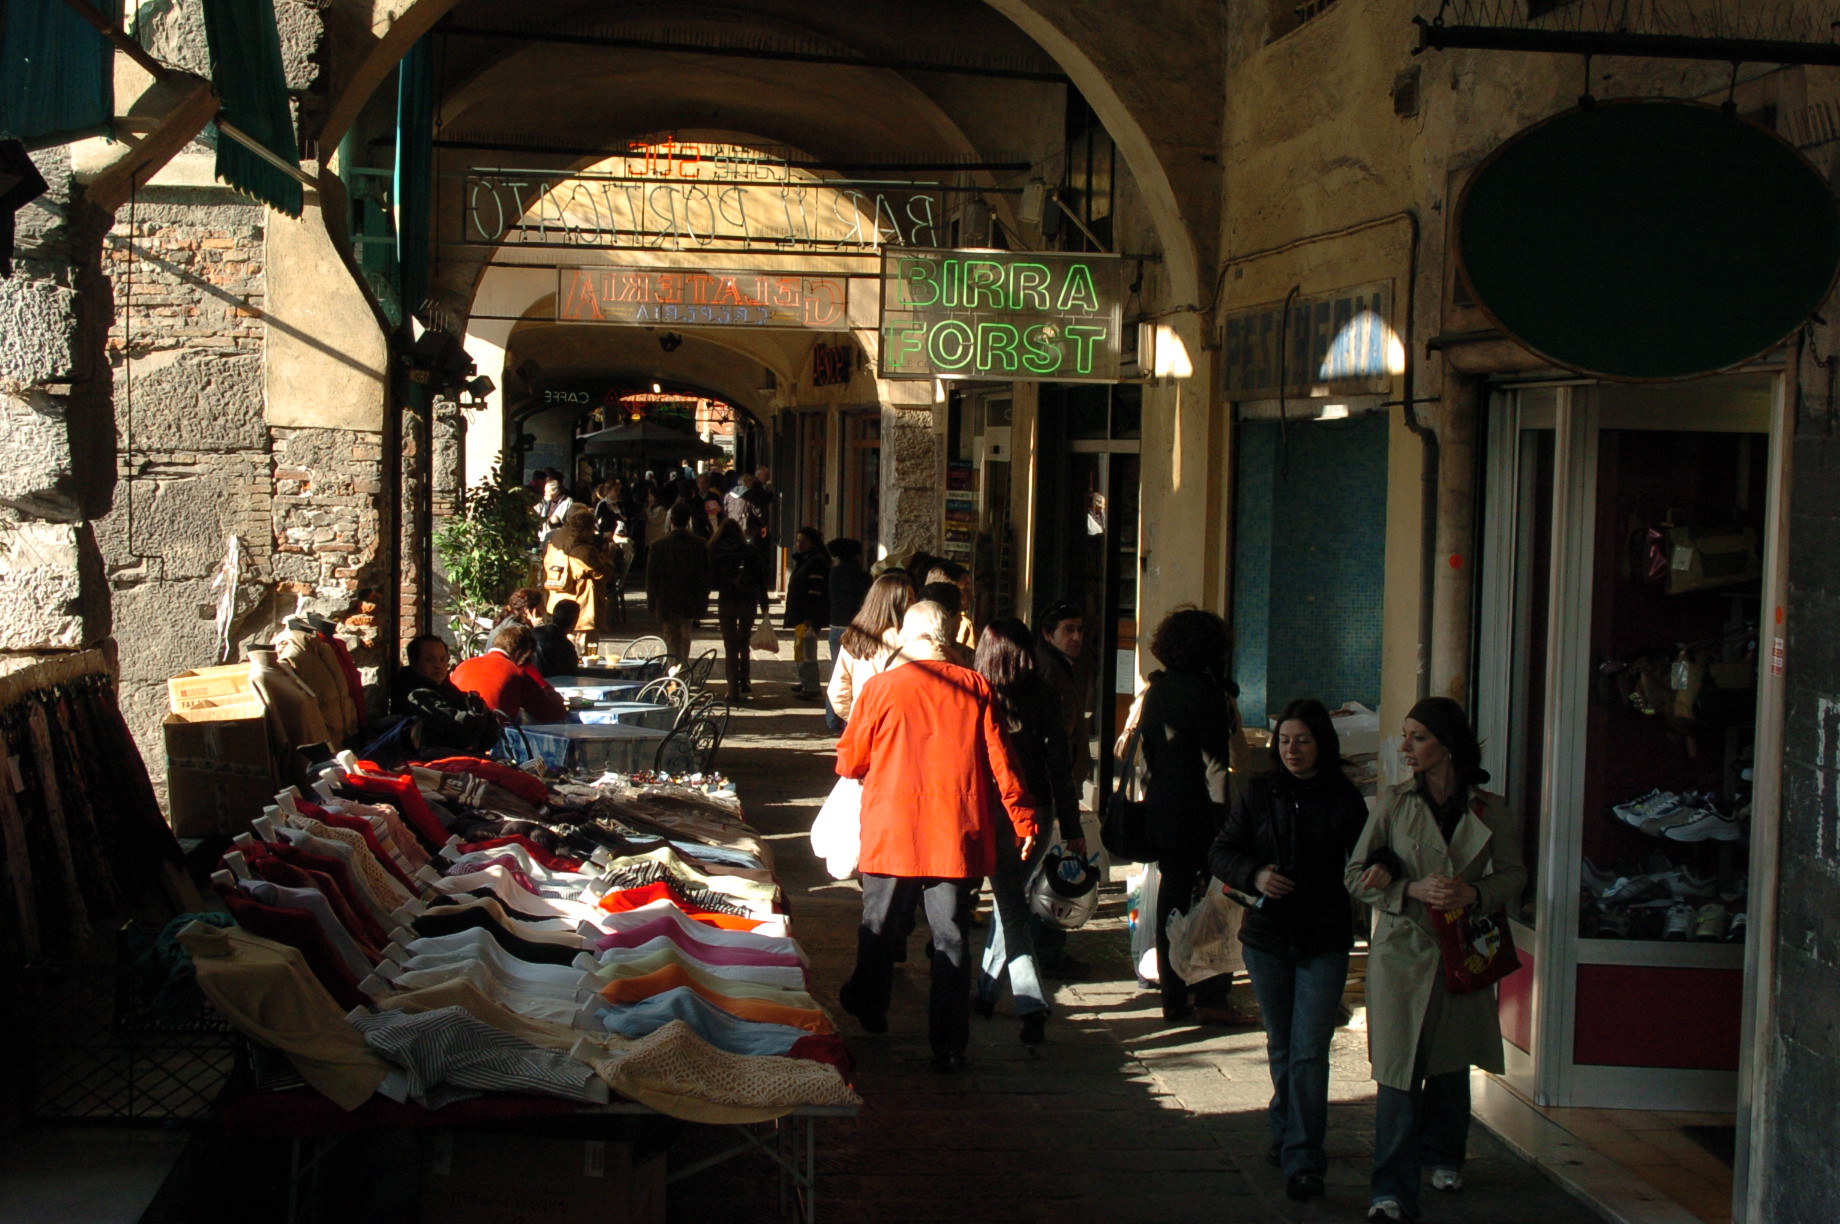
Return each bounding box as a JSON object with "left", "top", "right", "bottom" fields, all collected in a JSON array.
[{"left": 1233, "top": 413, "right": 1388, "bottom": 726}]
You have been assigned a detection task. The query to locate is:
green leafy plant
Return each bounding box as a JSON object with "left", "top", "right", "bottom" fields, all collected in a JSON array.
[{"left": 435, "top": 458, "right": 536, "bottom": 655}]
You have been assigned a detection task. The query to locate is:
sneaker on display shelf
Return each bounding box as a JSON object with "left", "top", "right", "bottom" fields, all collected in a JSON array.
[
  {"left": 1693, "top": 903, "right": 1729, "bottom": 941},
  {"left": 1661, "top": 865, "right": 1720, "bottom": 902},
  {"left": 1663, "top": 811, "right": 1747, "bottom": 843},
  {"left": 1726, "top": 911, "right": 1749, "bottom": 943},
  {"left": 1603, "top": 873, "right": 1666, "bottom": 905},
  {"left": 1594, "top": 909, "right": 1631, "bottom": 939},
  {"left": 1663, "top": 903, "right": 1696, "bottom": 941},
  {"left": 1613, "top": 789, "right": 1684, "bottom": 829},
  {"left": 1641, "top": 804, "right": 1716, "bottom": 837},
  {"left": 1581, "top": 859, "right": 1618, "bottom": 897}
]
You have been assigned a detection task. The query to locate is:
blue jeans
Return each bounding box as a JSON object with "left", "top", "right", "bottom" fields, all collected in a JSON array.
[
  {"left": 823, "top": 626, "right": 846, "bottom": 732},
  {"left": 1372, "top": 1042, "right": 1470, "bottom": 1217},
  {"left": 977, "top": 822, "right": 1049, "bottom": 1017},
  {"left": 1241, "top": 944, "right": 1349, "bottom": 1177}
]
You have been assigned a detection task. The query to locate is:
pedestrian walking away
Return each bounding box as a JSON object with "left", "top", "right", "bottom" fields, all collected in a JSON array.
[
  {"left": 784, "top": 526, "right": 830, "bottom": 699},
  {"left": 1209, "top": 697, "right": 1369, "bottom": 1202},
  {"left": 833, "top": 601, "right": 1040, "bottom": 1072},
  {"left": 1348, "top": 696, "right": 1527, "bottom": 1223},
  {"left": 972, "top": 618, "right": 1081, "bottom": 1045}
]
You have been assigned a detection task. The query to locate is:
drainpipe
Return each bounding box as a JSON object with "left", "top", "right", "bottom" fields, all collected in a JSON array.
[{"left": 1394, "top": 211, "right": 1436, "bottom": 702}]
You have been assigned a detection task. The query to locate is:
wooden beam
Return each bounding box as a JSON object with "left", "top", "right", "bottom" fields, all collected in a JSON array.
[{"left": 81, "top": 75, "right": 219, "bottom": 214}]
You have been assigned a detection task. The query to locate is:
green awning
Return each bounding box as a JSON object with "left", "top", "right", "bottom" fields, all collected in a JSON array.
[
  {"left": 0, "top": 0, "right": 113, "bottom": 146},
  {"left": 200, "top": 0, "right": 302, "bottom": 216}
]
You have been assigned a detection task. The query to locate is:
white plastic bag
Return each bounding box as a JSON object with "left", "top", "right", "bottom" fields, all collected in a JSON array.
[
  {"left": 810, "top": 776, "right": 862, "bottom": 879},
  {"left": 749, "top": 622, "right": 780, "bottom": 654},
  {"left": 1127, "top": 863, "right": 1161, "bottom": 987},
  {"left": 1166, "top": 880, "right": 1246, "bottom": 984}
]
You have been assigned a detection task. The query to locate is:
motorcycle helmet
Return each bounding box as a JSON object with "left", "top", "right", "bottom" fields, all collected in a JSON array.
[{"left": 1027, "top": 842, "right": 1101, "bottom": 930}]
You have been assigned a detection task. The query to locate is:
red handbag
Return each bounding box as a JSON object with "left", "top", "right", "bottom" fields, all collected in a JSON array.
[{"left": 1428, "top": 902, "right": 1521, "bottom": 994}]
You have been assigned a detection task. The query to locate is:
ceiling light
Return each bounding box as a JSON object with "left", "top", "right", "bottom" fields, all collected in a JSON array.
[{"left": 651, "top": 382, "right": 662, "bottom": 394}]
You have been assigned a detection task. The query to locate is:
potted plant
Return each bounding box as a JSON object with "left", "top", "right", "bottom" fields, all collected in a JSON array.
[{"left": 435, "top": 459, "right": 535, "bottom": 655}]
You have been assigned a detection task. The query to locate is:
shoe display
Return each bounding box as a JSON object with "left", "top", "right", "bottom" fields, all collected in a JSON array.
[
  {"left": 1663, "top": 903, "right": 1696, "bottom": 941},
  {"left": 1727, "top": 910, "right": 1749, "bottom": 943},
  {"left": 1429, "top": 1166, "right": 1463, "bottom": 1192},
  {"left": 1612, "top": 788, "right": 1685, "bottom": 829},
  {"left": 1693, "top": 903, "right": 1729, "bottom": 941},
  {"left": 1663, "top": 810, "right": 1747, "bottom": 843},
  {"left": 1581, "top": 859, "right": 1618, "bottom": 897},
  {"left": 1286, "top": 1170, "right": 1325, "bottom": 1201}
]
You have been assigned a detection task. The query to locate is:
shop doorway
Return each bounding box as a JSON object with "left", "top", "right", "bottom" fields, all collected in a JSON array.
[
  {"left": 840, "top": 409, "right": 880, "bottom": 550},
  {"left": 1033, "top": 383, "right": 1142, "bottom": 803},
  {"left": 1477, "top": 372, "right": 1784, "bottom": 1114}
]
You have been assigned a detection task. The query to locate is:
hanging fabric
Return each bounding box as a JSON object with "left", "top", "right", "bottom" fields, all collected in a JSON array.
[
  {"left": 0, "top": 0, "right": 112, "bottom": 147},
  {"left": 199, "top": 0, "right": 303, "bottom": 217},
  {"left": 0, "top": 140, "right": 49, "bottom": 277}
]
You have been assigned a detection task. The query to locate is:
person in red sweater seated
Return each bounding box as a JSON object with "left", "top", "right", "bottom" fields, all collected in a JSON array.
[{"left": 450, "top": 623, "right": 568, "bottom": 725}]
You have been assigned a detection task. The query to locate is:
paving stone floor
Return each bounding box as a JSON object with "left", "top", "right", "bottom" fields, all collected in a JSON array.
[{"left": 659, "top": 631, "right": 1603, "bottom": 1224}]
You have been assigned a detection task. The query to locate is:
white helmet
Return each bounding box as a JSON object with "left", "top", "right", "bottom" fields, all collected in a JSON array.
[{"left": 1027, "top": 843, "right": 1101, "bottom": 930}]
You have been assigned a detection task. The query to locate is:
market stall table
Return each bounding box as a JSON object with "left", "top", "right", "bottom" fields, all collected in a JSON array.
[{"left": 575, "top": 702, "right": 676, "bottom": 731}]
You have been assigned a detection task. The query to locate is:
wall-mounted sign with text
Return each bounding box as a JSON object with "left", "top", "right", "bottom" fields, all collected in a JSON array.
[
  {"left": 1220, "top": 280, "right": 1400, "bottom": 400},
  {"left": 878, "top": 249, "right": 1126, "bottom": 383},
  {"left": 558, "top": 266, "right": 848, "bottom": 329}
]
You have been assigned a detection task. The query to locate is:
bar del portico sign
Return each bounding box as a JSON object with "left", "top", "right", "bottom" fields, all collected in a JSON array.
[
  {"left": 558, "top": 266, "right": 847, "bottom": 330},
  {"left": 878, "top": 248, "right": 1126, "bottom": 382}
]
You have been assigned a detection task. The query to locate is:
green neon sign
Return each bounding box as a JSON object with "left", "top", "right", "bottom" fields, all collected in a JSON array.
[{"left": 879, "top": 248, "right": 1125, "bottom": 382}]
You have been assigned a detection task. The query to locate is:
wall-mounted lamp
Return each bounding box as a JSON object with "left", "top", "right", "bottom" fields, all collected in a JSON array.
[{"left": 1019, "top": 179, "right": 1047, "bottom": 226}]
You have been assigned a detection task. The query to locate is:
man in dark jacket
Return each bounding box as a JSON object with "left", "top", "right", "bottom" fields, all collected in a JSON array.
[
  {"left": 532, "top": 600, "right": 581, "bottom": 677},
  {"left": 1035, "top": 601, "right": 1094, "bottom": 810},
  {"left": 824, "top": 539, "right": 871, "bottom": 731},
  {"left": 783, "top": 528, "right": 830, "bottom": 699},
  {"left": 645, "top": 502, "right": 711, "bottom": 663}
]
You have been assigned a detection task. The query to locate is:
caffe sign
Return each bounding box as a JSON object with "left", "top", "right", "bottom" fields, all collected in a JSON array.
[{"left": 878, "top": 249, "right": 1126, "bottom": 382}]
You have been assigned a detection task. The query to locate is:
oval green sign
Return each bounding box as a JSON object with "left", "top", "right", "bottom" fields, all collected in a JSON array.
[{"left": 1456, "top": 99, "right": 1840, "bottom": 381}]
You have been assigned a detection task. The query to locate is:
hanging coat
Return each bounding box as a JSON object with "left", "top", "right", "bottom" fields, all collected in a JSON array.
[{"left": 1345, "top": 780, "right": 1526, "bottom": 1091}]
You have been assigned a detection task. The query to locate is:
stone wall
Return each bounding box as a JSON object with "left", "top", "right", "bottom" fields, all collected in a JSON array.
[
  {"left": 96, "top": 198, "right": 389, "bottom": 786},
  {"left": 879, "top": 405, "right": 941, "bottom": 557}
]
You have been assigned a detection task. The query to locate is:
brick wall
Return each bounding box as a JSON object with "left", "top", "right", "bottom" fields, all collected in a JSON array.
[{"left": 97, "top": 195, "right": 389, "bottom": 791}]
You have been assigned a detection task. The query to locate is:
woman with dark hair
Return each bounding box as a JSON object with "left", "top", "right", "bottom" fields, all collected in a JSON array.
[
  {"left": 1209, "top": 698, "right": 1369, "bottom": 1202},
  {"left": 709, "top": 518, "right": 769, "bottom": 700},
  {"left": 972, "top": 619, "right": 1079, "bottom": 1044},
  {"left": 1135, "top": 605, "right": 1242, "bottom": 1023},
  {"left": 826, "top": 573, "right": 916, "bottom": 727},
  {"left": 784, "top": 527, "right": 831, "bottom": 700},
  {"left": 1347, "top": 697, "right": 1526, "bottom": 1223},
  {"left": 494, "top": 587, "right": 547, "bottom": 636}
]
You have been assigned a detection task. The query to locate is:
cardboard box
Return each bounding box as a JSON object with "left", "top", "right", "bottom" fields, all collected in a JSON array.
[
  {"left": 421, "top": 1133, "right": 664, "bottom": 1224},
  {"left": 163, "top": 706, "right": 278, "bottom": 838},
  {"left": 168, "top": 664, "right": 254, "bottom": 714}
]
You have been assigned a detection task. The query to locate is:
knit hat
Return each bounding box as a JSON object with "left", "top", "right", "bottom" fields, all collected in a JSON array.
[{"left": 1404, "top": 696, "right": 1490, "bottom": 786}]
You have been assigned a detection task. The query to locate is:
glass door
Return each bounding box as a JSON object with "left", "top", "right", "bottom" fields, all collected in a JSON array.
[{"left": 1482, "top": 374, "right": 1776, "bottom": 1111}]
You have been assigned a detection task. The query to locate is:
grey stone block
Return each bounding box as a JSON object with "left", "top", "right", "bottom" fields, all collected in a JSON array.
[
  {"left": 0, "top": 388, "right": 79, "bottom": 521},
  {"left": 0, "top": 275, "right": 79, "bottom": 385},
  {"left": 115, "top": 350, "right": 266, "bottom": 451},
  {"left": 0, "top": 513, "right": 109, "bottom": 649}
]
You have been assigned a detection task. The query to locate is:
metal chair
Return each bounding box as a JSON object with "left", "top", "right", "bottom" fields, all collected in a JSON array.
[
  {"left": 652, "top": 725, "right": 700, "bottom": 775},
  {"left": 686, "top": 714, "right": 724, "bottom": 772},
  {"left": 682, "top": 649, "right": 718, "bottom": 691},
  {"left": 636, "top": 675, "right": 690, "bottom": 715},
  {"left": 623, "top": 635, "right": 668, "bottom": 660}
]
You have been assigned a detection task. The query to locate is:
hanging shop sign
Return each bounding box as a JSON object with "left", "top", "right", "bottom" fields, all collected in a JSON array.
[
  {"left": 1221, "top": 281, "right": 1399, "bottom": 400},
  {"left": 878, "top": 249, "right": 1126, "bottom": 382},
  {"left": 463, "top": 140, "right": 956, "bottom": 254},
  {"left": 558, "top": 266, "right": 848, "bottom": 329},
  {"left": 1457, "top": 99, "right": 1840, "bottom": 381}
]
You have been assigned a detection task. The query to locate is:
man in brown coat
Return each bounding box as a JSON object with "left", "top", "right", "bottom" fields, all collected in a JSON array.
[{"left": 645, "top": 502, "right": 711, "bottom": 662}]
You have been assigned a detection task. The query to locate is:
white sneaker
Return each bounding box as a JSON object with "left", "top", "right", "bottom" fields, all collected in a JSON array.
[
  {"left": 1693, "top": 903, "right": 1729, "bottom": 941},
  {"left": 1663, "top": 811, "right": 1746, "bottom": 843},
  {"left": 1613, "top": 789, "right": 1682, "bottom": 828},
  {"left": 1664, "top": 903, "right": 1696, "bottom": 940},
  {"left": 1430, "top": 1166, "right": 1464, "bottom": 1192},
  {"left": 1367, "top": 1199, "right": 1406, "bottom": 1222}
]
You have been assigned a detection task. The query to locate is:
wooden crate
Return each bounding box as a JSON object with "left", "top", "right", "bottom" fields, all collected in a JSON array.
[{"left": 167, "top": 664, "right": 253, "bottom": 713}]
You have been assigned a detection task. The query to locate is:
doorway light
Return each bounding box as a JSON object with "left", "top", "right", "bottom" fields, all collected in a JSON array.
[
  {"left": 1317, "top": 403, "right": 1350, "bottom": 420},
  {"left": 651, "top": 382, "right": 662, "bottom": 394}
]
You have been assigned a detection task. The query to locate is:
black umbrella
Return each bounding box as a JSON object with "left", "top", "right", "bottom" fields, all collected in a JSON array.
[{"left": 578, "top": 420, "right": 727, "bottom": 461}]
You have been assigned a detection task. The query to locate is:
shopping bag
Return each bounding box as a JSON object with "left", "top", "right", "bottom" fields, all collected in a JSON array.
[
  {"left": 1166, "top": 880, "right": 1245, "bottom": 984},
  {"left": 1100, "top": 728, "right": 1153, "bottom": 862},
  {"left": 1429, "top": 903, "right": 1521, "bottom": 994},
  {"left": 809, "top": 776, "right": 862, "bottom": 879},
  {"left": 749, "top": 622, "right": 780, "bottom": 654},
  {"left": 1127, "top": 864, "right": 1161, "bottom": 987}
]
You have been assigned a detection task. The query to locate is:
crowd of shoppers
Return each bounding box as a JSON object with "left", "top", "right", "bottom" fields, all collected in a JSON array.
[{"left": 816, "top": 581, "right": 1523, "bottom": 1220}]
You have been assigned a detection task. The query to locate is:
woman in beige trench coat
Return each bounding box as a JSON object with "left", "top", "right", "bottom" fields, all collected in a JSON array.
[
  {"left": 542, "top": 507, "right": 611, "bottom": 649},
  {"left": 1346, "top": 697, "right": 1525, "bottom": 1223}
]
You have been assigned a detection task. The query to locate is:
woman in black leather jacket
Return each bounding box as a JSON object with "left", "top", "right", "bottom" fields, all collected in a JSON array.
[
  {"left": 1209, "top": 697, "right": 1368, "bottom": 1203},
  {"left": 1136, "top": 606, "right": 1240, "bottom": 1023}
]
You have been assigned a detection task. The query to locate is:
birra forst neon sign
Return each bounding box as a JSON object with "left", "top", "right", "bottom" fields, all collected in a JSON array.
[{"left": 878, "top": 248, "right": 1125, "bottom": 382}]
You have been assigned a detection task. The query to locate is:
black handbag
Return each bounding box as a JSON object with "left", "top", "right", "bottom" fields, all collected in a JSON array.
[{"left": 1100, "top": 726, "right": 1154, "bottom": 863}]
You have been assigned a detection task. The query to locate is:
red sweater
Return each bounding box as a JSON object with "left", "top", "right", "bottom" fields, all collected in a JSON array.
[{"left": 450, "top": 650, "right": 567, "bottom": 725}]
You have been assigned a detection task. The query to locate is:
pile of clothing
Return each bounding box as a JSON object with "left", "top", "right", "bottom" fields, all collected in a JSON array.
[{"left": 175, "top": 754, "right": 857, "bottom": 1124}]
